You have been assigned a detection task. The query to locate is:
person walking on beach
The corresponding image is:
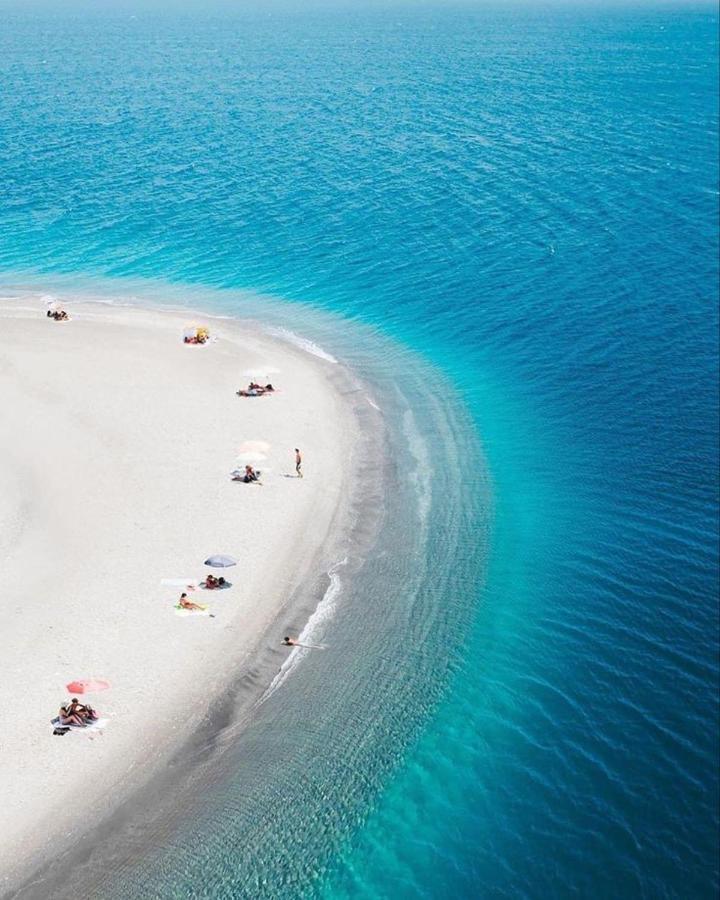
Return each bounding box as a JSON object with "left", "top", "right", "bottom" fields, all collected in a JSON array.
[{"left": 295, "top": 448, "right": 303, "bottom": 478}]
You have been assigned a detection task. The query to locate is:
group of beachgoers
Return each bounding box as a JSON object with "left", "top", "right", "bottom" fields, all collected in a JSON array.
[
  {"left": 183, "top": 326, "right": 210, "bottom": 344},
  {"left": 175, "top": 575, "right": 229, "bottom": 614},
  {"left": 48, "top": 315, "right": 309, "bottom": 733},
  {"left": 231, "top": 449, "right": 302, "bottom": 485},
  {"left": 237, "top": 382, "right": 275, "bottom": 398},
  {"left": 203, "top": 574, "right": 227, "bottom": 589},
  {"left": 57, "top": 698, "right": 99, "bottom": 729},
  {"left": 233, "top": 465, "right": 262, "bottom": 484}
]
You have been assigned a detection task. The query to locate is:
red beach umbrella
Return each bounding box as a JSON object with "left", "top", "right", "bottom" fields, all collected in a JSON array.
[{"left": 65, "top": 679, "right": 110, "bottom": 694}]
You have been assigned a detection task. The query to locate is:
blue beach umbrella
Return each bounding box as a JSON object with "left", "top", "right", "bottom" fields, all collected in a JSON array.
[{"left": 204, "top": 555, "right": 237, "bottom": 568}]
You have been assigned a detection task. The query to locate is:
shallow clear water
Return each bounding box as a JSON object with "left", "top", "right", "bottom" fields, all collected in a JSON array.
[{"left": 1, "top": 4, "right": 718, "bottom": 898}]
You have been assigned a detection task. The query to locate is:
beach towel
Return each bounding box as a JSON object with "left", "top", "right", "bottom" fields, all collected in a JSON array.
[
  {"left": 174, "top": 605, "right": 211, "bottom": 617},
  {"left": 51, "top": 716, "right": 109, "bottom": 734}
]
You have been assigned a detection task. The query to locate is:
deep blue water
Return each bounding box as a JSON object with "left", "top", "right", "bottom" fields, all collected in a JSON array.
[{"left": 1, "top": 3, "right": 718, "bottom": 898}]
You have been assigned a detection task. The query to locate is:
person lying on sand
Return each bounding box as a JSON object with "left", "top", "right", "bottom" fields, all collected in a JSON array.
[
  {"left": 203, "top": 574, "right": 227, "bottom": 589},
  {"left": 67, "top": 698, "right": 98, "bottom": 722},
  {"left": 58, "top": 704, "right": 86, "bottom": 727},
  {"left": 179, "top": 592, "right": 206, "bottom": 611},
  {"left": 236, "top": 383, "right": 275, "bottom": 397}
]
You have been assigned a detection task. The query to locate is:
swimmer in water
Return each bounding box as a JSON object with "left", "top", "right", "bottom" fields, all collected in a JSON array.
[{"left": 282, "top": 636, "right": 299, "bottom": 646}]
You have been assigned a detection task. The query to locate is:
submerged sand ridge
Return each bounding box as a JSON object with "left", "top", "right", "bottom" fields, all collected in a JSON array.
[{"left": 0, "top": 301, "right": 356, "bottom": 887}]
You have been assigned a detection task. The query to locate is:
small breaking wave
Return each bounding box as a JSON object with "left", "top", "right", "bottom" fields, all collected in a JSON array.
[
  {"left": 266, "top": 327, "right": 338, "bottom": 363},
  {"left": 255, "top": 557, "right": 348, "bottom": 707},
  {"left": 402, "top": 408, "right": 432, "bottom": 529}
]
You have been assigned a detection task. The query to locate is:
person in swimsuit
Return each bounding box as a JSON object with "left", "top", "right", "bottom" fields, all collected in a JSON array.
[
  {"left": 203, "top": 575, "right": 227, "bottom": 589},
  {"left": 295, "top": 448, "right": 303, "bottom": 478},
  {"left": 179, "top": 592, "right": 205, "bottom": 611},
  {"left": 67, "top": 698, "right": 98, "bottom": 722},
  {"left": 282, "top": 636, "right": 299, "bottom": 647},
  {"left": 58, "top": 705, "right": 85, "bottom": 727}
]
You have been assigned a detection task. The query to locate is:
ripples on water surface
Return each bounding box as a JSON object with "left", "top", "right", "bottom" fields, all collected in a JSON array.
[{"left": 1, "top": 3, "right": 718, "bottom": 898}]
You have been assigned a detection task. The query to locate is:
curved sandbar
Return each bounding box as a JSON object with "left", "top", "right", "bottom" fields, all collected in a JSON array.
[{"left": 0, "top": 300, "right": 359, "bottom": 887}]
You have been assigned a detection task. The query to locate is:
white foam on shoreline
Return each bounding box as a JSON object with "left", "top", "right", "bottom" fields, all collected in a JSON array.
[
  {"left": 265, "top": 327, "right": 338, "bottom": 364},
  {"left": 256, "top": 556, "right": 348, "bottom": 707},
  {"left": 0, "top": 300, "right": 358, "bottom": 891},
  {"left": 402, "top": 407, "right": 433, "bottom": 529}
]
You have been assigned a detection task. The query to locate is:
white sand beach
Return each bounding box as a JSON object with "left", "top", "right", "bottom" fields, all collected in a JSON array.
[{"left": 0, "top": 300, "right": 357, "bottom": 888}]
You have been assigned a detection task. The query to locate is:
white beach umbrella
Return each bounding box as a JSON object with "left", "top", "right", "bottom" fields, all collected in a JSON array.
[
  {"left": 204, "top": 555, "right": 237, "bottom": 568},
  {"left": 236, "top": 451, "right": 268, "bottom": 464},
  {"left": 239, "top": 440, "right": 271, "bottom": 453},
  {"left": 240, "top": 366, "right": 281, "bottom": 377}
]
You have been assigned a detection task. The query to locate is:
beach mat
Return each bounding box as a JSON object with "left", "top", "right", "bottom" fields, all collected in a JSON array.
[
  {"left": 174, "top": 607, "right": 212, "bottom": 617},
  {"left": 51, "top": 716, "right": 109, "bottom": 734}
]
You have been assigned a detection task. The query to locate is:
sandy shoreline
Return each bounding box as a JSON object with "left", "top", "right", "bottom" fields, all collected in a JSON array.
[{"left": 0, "top": 299, "right": 362, "bottom": 892}]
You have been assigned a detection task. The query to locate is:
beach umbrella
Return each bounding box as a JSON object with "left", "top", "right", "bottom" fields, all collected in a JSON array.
[
  {"left": 241, "top": 366, "right": 280, "bottom": 377},
  {"left": 236, "top": 451, "right": 267, "bottom": 464},
  {"left": 204, "top": 555, "right": 237, "bottom": 568},
  {"left": 66, "top": 678, "right": 110, "bottom": 694},
  {"left": 239, "top": 440, "right": 271, "bottom": 453},
  {"left": 183, "top": 325, "right": 210, "bottom": 339}
]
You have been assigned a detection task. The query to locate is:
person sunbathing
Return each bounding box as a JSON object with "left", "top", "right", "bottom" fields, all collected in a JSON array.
[
  {"left": 179, "top": 592, "right": 205, "bottom": 611},
  {"left": 67, "top": 698, "right": 98, "bottom": 722},
  {"left": 58, "top": 704, "right": 86, "bottom": 727},
  {"left": 203, "top": 575, "right": 226, "bottom": 589},
  {"left": 237, "top": 383, "right": 265, "bottom": 397},
  {"left": 244, "top": 465, "right": 261, "bottom": 483}
]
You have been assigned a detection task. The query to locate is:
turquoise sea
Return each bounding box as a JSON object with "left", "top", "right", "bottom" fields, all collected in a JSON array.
[{"left": 1, "top": 3, "right": 718, "bottom": 898}]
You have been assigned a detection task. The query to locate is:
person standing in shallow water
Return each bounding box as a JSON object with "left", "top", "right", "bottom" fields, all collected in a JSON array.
[{"left": 295, "top": 448, "right": 303, "bottom": 478}]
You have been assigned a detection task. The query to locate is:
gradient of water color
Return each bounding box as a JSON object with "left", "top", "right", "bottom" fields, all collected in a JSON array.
[{"left": 1, "top": 4, "right": 718, "bottom": 898}]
